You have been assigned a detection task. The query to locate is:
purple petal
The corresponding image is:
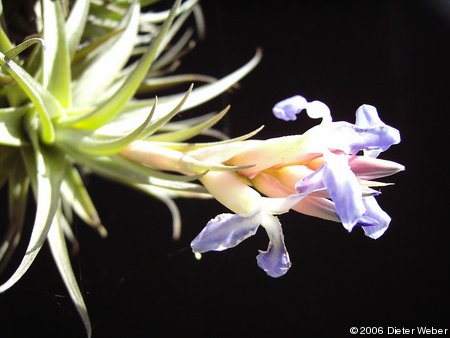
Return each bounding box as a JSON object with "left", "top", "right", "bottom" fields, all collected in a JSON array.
[
  {"left": 273, "top": 95, "right": 332, "bottom": 123},
  {"left": 354, "top": 105, "right": 401, "bottom": 157},
  {"left": 191, "top": 213, "right": 259, "bottom": 253},
  {"left": 305, "top": 100, "right": 332, "bottom": 123},
  {"left": 295, "top": 165, "right": 326, "bottom": 195},
  {"left": 322, "top": 153, "right": 365, "bottom": 231},
  {"left": 256, "top": 215, "right": 291, "bottom": 278},
  {"left": 272, "top": 95, "right": 307, "bottom": 121},
  {"left": 355, "top": 104, "right": 384, "bottom": 128},
  {"left": 358, "top": 196, "right": 391, "bottom": 239},
  {"left": 327, "top": 121, "right": 401, "bottom": 156}
]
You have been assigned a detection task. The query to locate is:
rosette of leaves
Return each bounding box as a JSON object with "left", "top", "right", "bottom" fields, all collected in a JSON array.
[{"left": 0, "top": 0, "right": 261, "bottom": 335}]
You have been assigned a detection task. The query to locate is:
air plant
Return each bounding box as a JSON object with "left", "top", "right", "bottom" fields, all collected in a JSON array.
[{"left": 0, "top": 0, "right": 403, "bottom": 337}]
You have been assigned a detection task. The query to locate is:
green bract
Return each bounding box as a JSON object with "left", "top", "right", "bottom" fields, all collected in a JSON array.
[{"left": 0, "top": 0, "right": 261, "bottom": 336}]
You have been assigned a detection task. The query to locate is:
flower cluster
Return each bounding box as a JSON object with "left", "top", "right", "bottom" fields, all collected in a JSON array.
[
  {"left": 0, "top": 0, "right": 403, "bottom": 336},
  {"left": 123, "top": 95, "right": 404, "bottom": 278}
]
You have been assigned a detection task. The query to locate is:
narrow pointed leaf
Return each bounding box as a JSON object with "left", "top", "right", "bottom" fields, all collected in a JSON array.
[
  {"left": 0, "top": 52, "right": 62, "bottom": 143},
  {"left": 71, "top": 28, "right": 123, "bottom": 65},
  {"left": 70, "top": 0, "right": 182, "bottom": 129},
  {"left": 48, "top": 210, "right": 92, "bottom": 338},
  {"left": 71, "top": 2, "right": 140, "bottom": 109},
  {"left": 65, "top": 0, "right": 90, "bottom": 59},
  {"left": 158, "top": 125, "right": 264, "bottom": 152},
  {"left": 148, "top": 105, "right": 230, "bottom": 142},
  {"left": 4, "top": 38, "right": 43, "bottom": 59},
  {"left": 0, "top": 106, "right": 29, "bottom": 146},
  {"left": 42, "top": 0, "right": 71, "bottom": 108},
  {"left": 0, "top": 147, "right": 66, "bottom": 293},
  {"left": 119, "top": 49, "right": 262, "bottom": 124},
  {"left": 98, "top": 84, "right": 192, "bottom": 138},
  {"left": 0, "top": 24, "right": 13, "bottom": 54},
  {"left": 151, "top": 27, "right": 194, "bottom": 71},
  {"left": 61, "top": 166, "right": 106, "bottom": 237},
  {"left": 137, "top": 73, "right": 215, "bottom": 94},
  {"left": 77, "top": 98, "right": 157, "bottom": 155},
  {"left": 140, "top": 0, "right": 197, "bottom": 23},
  {"left": 0, "top": 160, "right": 29, "bottom": 273}
]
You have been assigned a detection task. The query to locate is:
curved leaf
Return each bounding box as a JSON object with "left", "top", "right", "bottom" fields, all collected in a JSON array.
[
  {"left": 0, "top": 159, "right": 29, "bottom": 274},
  {"left": 61, "top": 166, "right": 106, "bottom": 237},
  {"left": 147, "top": 105, "right": 230, "bottom": 142},
  {"left": 48, "top": 209, "right": 92, "bottom": 338},
  {"left": 97, "top": 84, "right": 192, "bottom": 138},
  {"left": 0, "top": 52, "right": 62, "bottom": 144},
  {"left": 0, "top": 106, "right": 29, "bottom": 146},
  {"left": 118, "top": 49, "right": 263, "bottom": 125},
  {"left": 69, "top": 0, "right": 182, "bottom": 130},
  {"left": 42, "top": 0, "right": 71, "bottom": 108},
  {"left": 0, "top": 146, "right": 66, "bottom": 293},
  {"left": 76, "top": 98, "right": 157, "bottom": 155},
  {"left": 4, "top": 38, "right": 43, "bottom": 59},
  {"left": 71, "top": 2, "right": 140, "bottom": 109},
  {"left": 65, "top": 0, "right": 90, "bottom": 59}
]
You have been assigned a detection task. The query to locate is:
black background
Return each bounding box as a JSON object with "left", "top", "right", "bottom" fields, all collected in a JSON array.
[{"left": 1, "top": 0, "right": 450, "bottom": 337}]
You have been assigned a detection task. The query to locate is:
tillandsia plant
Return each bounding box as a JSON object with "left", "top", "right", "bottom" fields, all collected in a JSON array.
[{"left": 0, "top": 0, "right": 404, "bottom": 336}]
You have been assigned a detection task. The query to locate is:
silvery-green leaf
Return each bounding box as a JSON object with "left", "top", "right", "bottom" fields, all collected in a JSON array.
[
  {"left": 147, "top": 105, "right": 229, "bottom": 142},
  {"left": 119, "top": 49, "right": 262, "bottom": 125},
  {"left": 42, "top": 0, "right": 72, "bottom": 109},
  {"left": 139, "top": 0, "right": 197, "bottom": 23},
  {"left": 156, "top": 125, "right": 264, "bottom": 152},
  {"left": 0, "top": 146, "right": 66, "bottom": 293},
  {"left": 2, "top": 38, "right": 43, "bottom": 107},
  {"left": 0, "top": 52, "right": 62, "bottom": 144},
  {"left": 97, "top": 84, "right": 192, "bottom": 138},
  {"left": 150, "top": 27, "right": 194, "bottom": 71},
  {"left": 0, "top": 159, "right": 29, "bottom": 274},
  {"left": 71, "top": 28, "right": 124, "bottom": 65},
  {"left": 0, "top": 106, "right": 29, "bottom": 146},
  {"left": 68, "top": 0, "right": 181, "bottom": 130},
  {"left": 71, "top": 98, "right": 157, "bottom": 156},
  {"left": 65, "top": 0, "right": 90, "bottom": 59},
  {"left": 152, "top": 7, "right": 193, "bottom": 64},
  {"left": 4, "top": 38, "right": 43, "bottom": 59},
  {"left": 71, "top": 2, "right": 140, "bottom": 109},
  {"left": 48, "top": 209, "right": 92, "bottom": 338},
  {"left": 88, "top": 1, "right": 125, "bottom": 22},
  {"left": 61, "top": 166, "right": 107, "bottom": 237},
  {"left": 137, "top": 73, "right": 215, "bottom": 94},
  {"left": 0, "top": 17, "right": 13, "bottom": 53}
]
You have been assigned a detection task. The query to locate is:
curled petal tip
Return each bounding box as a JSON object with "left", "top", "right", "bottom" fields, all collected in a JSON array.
[
  {"left": 359, "top": 196, "right": 391, "bottom": 239},
  {"left": 272, "top": 95, "right": 332, "bottom": 123},
  {"left": 272, "top": 95, "right": 307, "bottom": 121},
  {"left": 353, "top": 104, "right": 401, "bottom": 156},
  {"left": 257, "top": 214, "right": 291, "bottom": 278},
  {"left": 306, "top": 100, "right": 332, "bottom": 123},
  {"left": 256, "top": 247, "right": 292, "bottom": 278}
]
